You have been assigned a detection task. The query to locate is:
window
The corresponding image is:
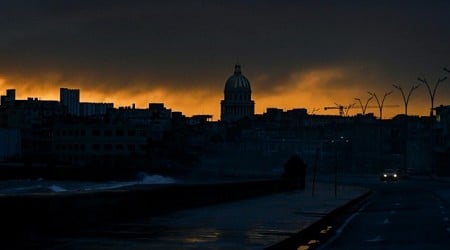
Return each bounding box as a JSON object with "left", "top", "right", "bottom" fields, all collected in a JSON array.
[
  {"left": 93, "top": 144, "right": 100, "bottom": 150},
  {"left": 93, "top": 129, "right": 100, "bottom": 136},
  {"left": 116, "top": 129, "right": 124, "bottom": 136},
  {"left": 104, "top": 130, "right": 112, "bottom": 136}
]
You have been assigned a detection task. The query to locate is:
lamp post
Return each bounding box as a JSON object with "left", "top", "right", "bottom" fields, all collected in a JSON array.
[
  {"left": 355, "top": 96, "right": 373, "bottom": 115},
  {"left": 368, "top": 91, "right": 392, "bottom": 120},
  {"left": 344, "top": 103, "right": 356, "bottom": 117},
  {"left": 417, "top": 77, "right": 447, "bottom": 117},
  {"left": 392, "top": 83, "right": 420, "bottom": 116},
  {"left": 331, "top": 136, "right": 349, "bottom": 197}
]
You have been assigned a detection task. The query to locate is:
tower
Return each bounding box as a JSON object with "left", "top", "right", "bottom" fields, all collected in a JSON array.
[{"left": 60, "top": 88, "right": 80, "bottom": 116}]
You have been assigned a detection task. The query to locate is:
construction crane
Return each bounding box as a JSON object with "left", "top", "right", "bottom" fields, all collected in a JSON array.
[
  {"left": 309, "top": 107, "right": 320, "bottom": 115},
  {"left": 361, "top": 105, "right": 400, "bottom": 114},
  {"left": 324, "top": 103, "right": 355, "bottom": 116},
  {"left": 325, "top": 103, "right": 399, "bottom": 117}
]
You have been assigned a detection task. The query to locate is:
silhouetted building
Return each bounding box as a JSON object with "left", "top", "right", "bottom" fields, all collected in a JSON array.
[
  {"left": 435, "top": 105, "right": 450, "bottom": 175},
  {"left": 220, "top": 64, "right": 255, "bottom": 122},
  {"left": 51, "top": 122, "right": 149, "bottom": 167},
  {"left": 0, "top": 89, "right": 15, "bottom": 106},
  {"left": 80, "top": 102, "right": 113, "bottom": 117},
  {"left": 0, "top": 128, "right": 21, "bottom": 160},
  {"left": 0, "top": 96, "right": 66, "bottom": 162},
  {"left": 60, "top": 88, "right": 80, "bottom": 116}
]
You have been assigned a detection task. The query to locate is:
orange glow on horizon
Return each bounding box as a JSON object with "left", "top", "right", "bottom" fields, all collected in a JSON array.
[{"left": 0, "top": 71, "right": 440, "bottom": 120}]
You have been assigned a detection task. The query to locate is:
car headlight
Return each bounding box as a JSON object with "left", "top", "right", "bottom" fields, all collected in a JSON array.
[
  {"left": 393, "top": 174, "right": 397, "bottom": 178},
  {"left": 383, "top": 174, "right": 387, "bottom": 177}
]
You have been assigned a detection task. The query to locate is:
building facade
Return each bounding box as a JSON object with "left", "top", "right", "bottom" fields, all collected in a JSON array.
[
  {"left": 60, "top": 88, "right": 80, "bottom": 116},
  {"left": 220, "top": 64, "right": 255, "bottom": 122},
  {"left": 0, "top": 128, "right": 21, "bottom": 161},
  {"left": 0, "top": 89, "right": 16, "bottom": 106},
  {"left": 80, "top": 102, "right": 113, "bottom": 117}
]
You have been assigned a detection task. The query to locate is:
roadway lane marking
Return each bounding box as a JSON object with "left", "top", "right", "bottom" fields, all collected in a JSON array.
[
  {"left": 320, "top": 226, "right": 333, "bottom": 234},
  {"left": 366, "top": 235, "right": 384, "bottom": 242},
  {"left": 383, "top": 218, "right": 391, "bottom": 224},
  {"left": 317, "top": 198, "right": 373, "bottom": 250},
  {"left": 308, "top": 240, "right": 319, "bottom": 244},
  {"left": 390, "top": 210, "right": 396, "bottom": 214},
  {"left": 447, "top": 227, "right": 450, "bottom": 233},
  {"left": 444, "top": 217, "right": 448, "bottom": 222},
  {"left": 395, "top": 203, "right": 400, "bottom": 206}
]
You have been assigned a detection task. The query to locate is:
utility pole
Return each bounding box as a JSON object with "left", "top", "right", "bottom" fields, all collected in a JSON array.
[
  {"left": 417, "top": 76, "right": 447, "bottom": 117},
  {"left": 392, "top": 83, "right": 420, "bottom": 116},
  {"left": 368, "top": 91, "right": 392, "bottom": 120},
  {"left": 354, "top": 96, "right": 373, "bottom": 115}
]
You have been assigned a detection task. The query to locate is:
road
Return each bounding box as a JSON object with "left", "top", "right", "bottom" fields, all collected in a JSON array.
[{"left": 321, "top": 177, "right": 450, "bottom": 250}]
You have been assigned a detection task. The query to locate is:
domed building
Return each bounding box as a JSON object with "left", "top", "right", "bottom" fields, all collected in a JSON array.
[{"left": 220, "top": 64, "right": 255, "bottom": 122}]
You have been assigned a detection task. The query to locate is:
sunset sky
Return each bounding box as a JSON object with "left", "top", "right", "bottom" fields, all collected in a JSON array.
[{"left": 1, "top": 1, "right": 449, "bottom": 120}]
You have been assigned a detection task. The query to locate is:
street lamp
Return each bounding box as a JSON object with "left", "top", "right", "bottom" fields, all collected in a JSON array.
[
  {"left": 331, "top": 136, "right": 349, "bottom": 197},
  {"left": 354, "top": 96, "right": 373, "bottom": 115},
  {"left": 344, "top": 103, "right": 356, "bottom": 117},
  {"left": 392, "top": 83, "right": 420, "bottom": 116},
  {"left": 417, "top": 76, "right": 447, "bottom": 117},
  {"left": 368, "top": 91, "right": 393, "bottom": 120}
]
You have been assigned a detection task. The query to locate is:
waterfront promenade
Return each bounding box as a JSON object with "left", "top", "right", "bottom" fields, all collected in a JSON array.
[{"left": 34, "top": 181, "right": 368, "bottom": 249}]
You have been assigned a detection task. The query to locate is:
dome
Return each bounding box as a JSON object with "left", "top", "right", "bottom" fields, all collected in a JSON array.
[{"left": 224, "top": 64, "right": 251, "bottom": 92}]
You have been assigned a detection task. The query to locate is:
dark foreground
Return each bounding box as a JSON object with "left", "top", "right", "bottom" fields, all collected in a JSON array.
[
  {"left": 2, "top": 179, "right": 367, "bottom": 249},
  {"left": 3, "top": 176, "right": 449, "bottom": 249}
]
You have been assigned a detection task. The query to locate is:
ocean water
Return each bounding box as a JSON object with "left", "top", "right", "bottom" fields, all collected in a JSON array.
[{"left": 0, "top": 173, "right": 176, "bottom": 194}]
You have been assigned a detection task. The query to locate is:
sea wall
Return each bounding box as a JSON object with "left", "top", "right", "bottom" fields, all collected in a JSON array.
[{"left": 1, "top": 179, "right": 285, "bottom": 238}]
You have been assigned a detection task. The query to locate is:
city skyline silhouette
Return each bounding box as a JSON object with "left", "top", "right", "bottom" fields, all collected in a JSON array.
[{"left": 0, "top": 1, "right": 449, "bottom": 119}]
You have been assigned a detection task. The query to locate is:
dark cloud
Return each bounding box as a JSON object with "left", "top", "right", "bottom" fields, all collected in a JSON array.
[{"left": 1, "top": 1, "right": 449, "bottom": 98}]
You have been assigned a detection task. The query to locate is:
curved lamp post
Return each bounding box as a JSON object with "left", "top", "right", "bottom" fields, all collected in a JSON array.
[
  {"left": 392, "top": 83, "right": 420, "bottom": 116},
  {"left": 368, "top": 91, "right": 393, "bottom": 120},
  {"left": 354, "top": 96, "right": 373, "bottom": 115},
  {"left": 417, "top": 77, "right": 447, "bottom": 117}
]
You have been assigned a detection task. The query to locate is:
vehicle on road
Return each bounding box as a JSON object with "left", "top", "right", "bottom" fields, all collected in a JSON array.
[{"left": 380, "top": 169, "right": 399, "bottom": 181}]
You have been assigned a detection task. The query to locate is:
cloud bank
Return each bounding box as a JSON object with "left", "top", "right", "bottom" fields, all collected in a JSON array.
[{"left": 1, "top": 1, "right": 449, "bottom": 117}]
